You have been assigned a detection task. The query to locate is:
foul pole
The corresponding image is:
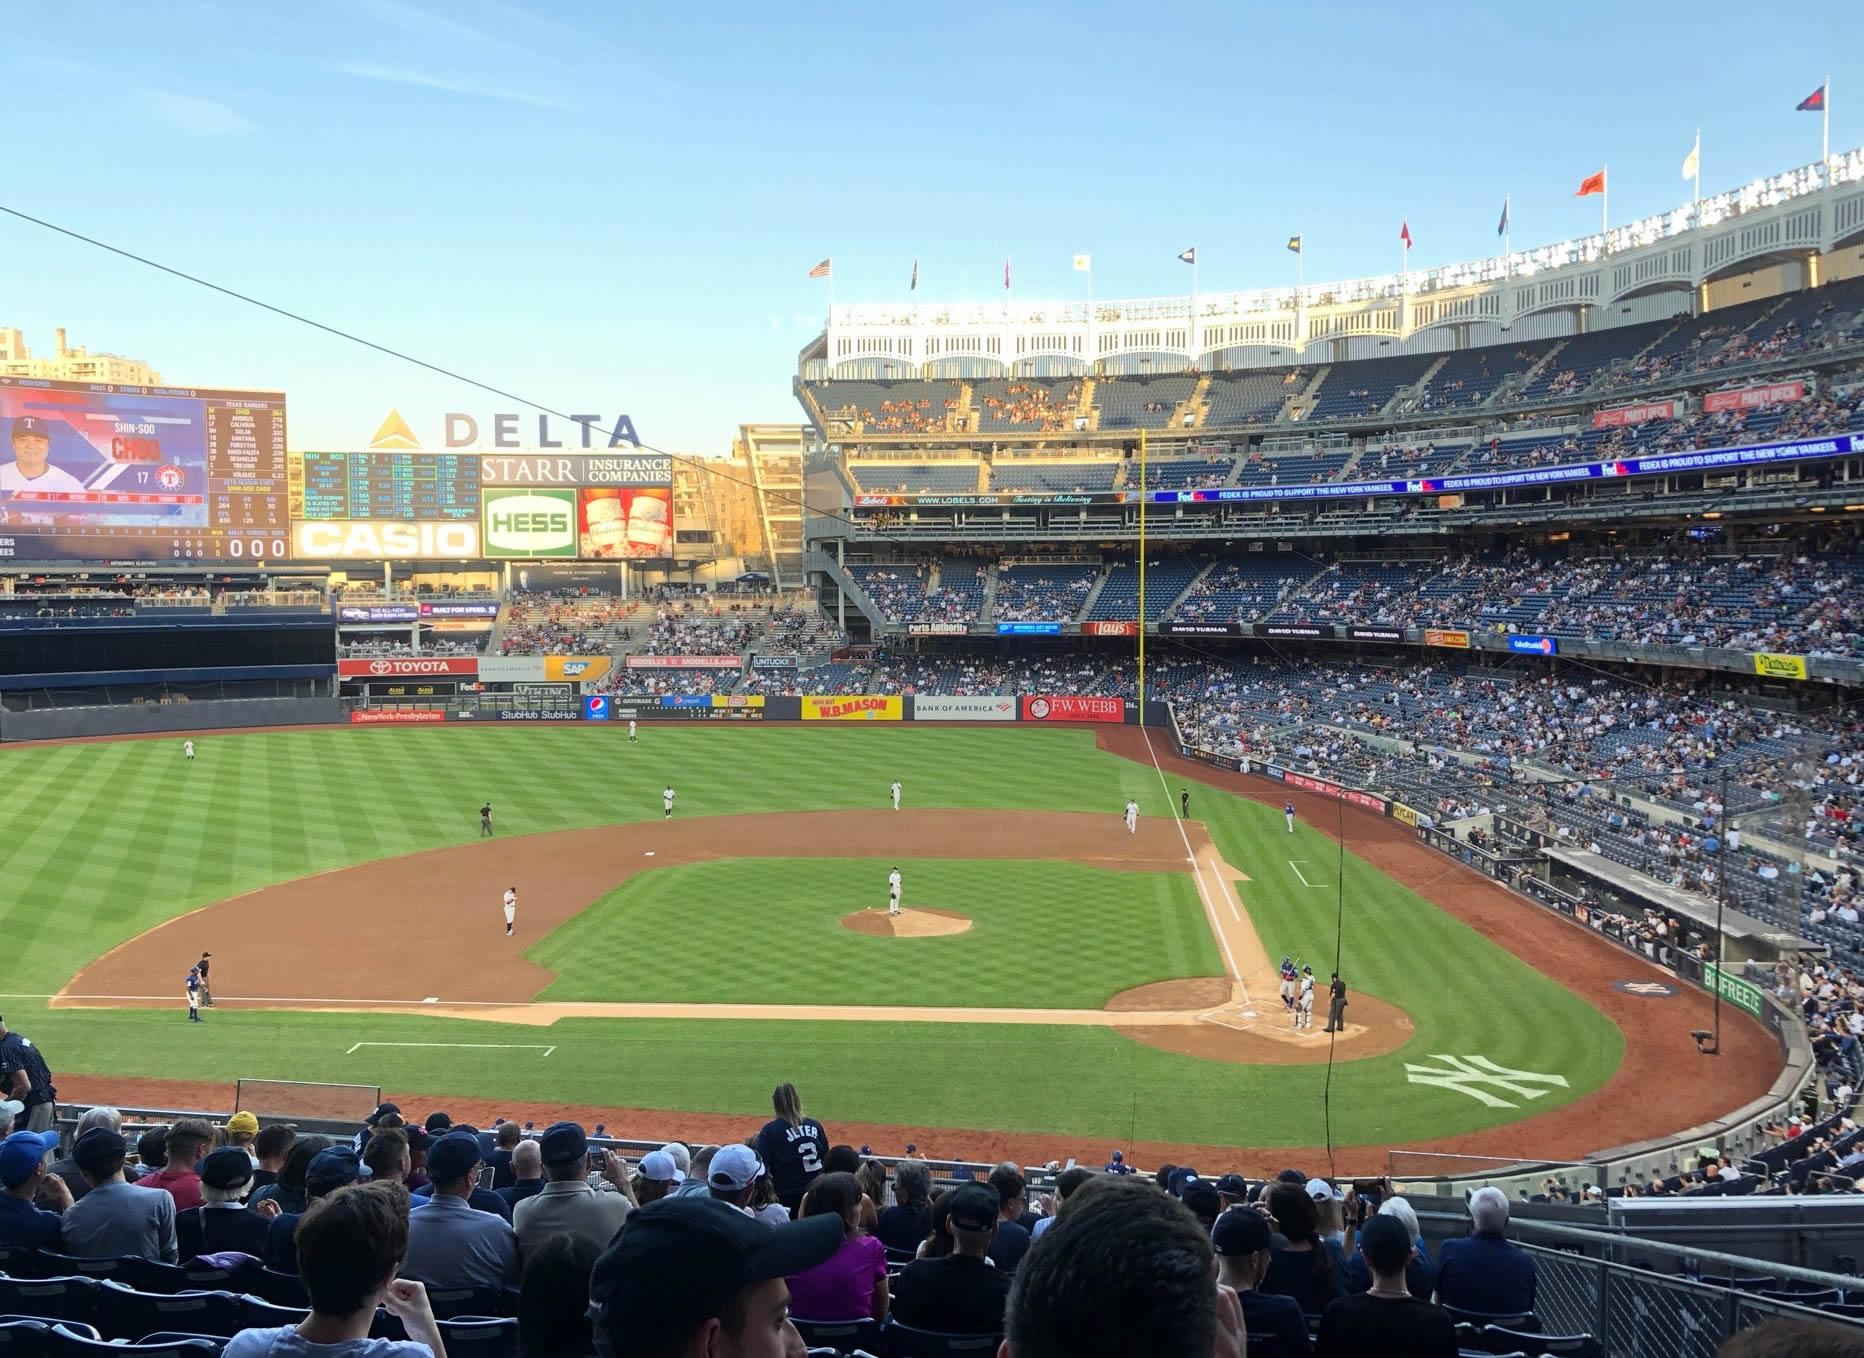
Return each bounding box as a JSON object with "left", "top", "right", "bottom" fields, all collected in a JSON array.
[{"left": 1137, "top": 426, "right": 1148, "bottom": 715}]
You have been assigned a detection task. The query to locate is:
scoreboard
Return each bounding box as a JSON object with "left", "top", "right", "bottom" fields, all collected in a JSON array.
[
  {"left": 0, "top": 378, "right": 289, "bottom": 563},
  {"left": 289, "top": 451, "right": 481, "bottom": 522}
]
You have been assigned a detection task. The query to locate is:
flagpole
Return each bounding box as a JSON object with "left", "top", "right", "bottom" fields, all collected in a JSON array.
[
  {"left": 1824, "top": 75, "right": 1832, "bottom": 167},
  {"left": 1504, "top": 196, "right": 1512, "bottom": 277},
  {"left": 1694, "top": 130, "right": 1702, "bottom": 212},
  {"left": 1137, "top": 425, "right": 1147, "bottom": 714},
  {"left": 1602, "top": 166, "right": 1609, "bottom": 238}
]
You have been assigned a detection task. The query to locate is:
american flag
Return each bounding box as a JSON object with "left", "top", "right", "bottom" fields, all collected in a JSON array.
[{"left": 807, "top": 259, "right": 831, "bottom": 279}]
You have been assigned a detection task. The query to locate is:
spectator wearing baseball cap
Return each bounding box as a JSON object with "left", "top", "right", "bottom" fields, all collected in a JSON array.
[
  {"left": 60, "top": 1127, "right": 179, "bottom": 1263},
  {"left": 1213, "top": 1206, "right": 1308, "bottom": 1358},
  {"left": 588, "top": 1196, "right": 843, "bottom": 1358},
  {"left": 786, "top": 1172, "right": 889, "bottom": 1322},
  {"left": 177, "top": 1147, "right": 271, "bottom": 1260},
  {"left": 0, "top": 1129, "right": 66, "bottom": 1249},
  {"left": 634, "top": 1150, "right": 683, "bottom": 1205},
  {"left": 513, "top": 1122, "right": 634, "bottom": 1264},
  {"left": 1342, "top": 1196, "right": 1435, "bottom": 1301},
  {"left": 45, "top": 1106, "right": 126, "bottom": 1205},
  {"left": 403, "top": 1131, "right": 519, "bottom": 1291},
  {"left": 225, "top": 1111, "right": 261, "bottom": 1160},
  {"left": 1305, "top": 1177, "right": 1348, "bottom": 1250},
  {"left": 707, "top": 1143, "right": 766, "bottom": 1217},
  {"left": 1215, "top": 1173, "right": 1251, "bottom": 1211},
  {"left": 222, "top": 1180, "right": 443, "bottom": 1358},
  {"left": 264, "top": 1145, "right": 369, "bottom": 1273},
  {"left": 1316, "top": 1214, "right": 1457, "bottom": 1358},
  {"left": 892, "top": 1181, "right": 1011, "bottom": 1334}
]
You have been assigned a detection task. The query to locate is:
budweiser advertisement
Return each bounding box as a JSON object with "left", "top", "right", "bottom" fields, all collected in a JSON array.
[
  {"left": 1020, "top": 695, "right": 1126, "bottom": 723},
  {"left": 1592, "top": 401, "right": 1675, "bottom": 429},
  {"left": 1703, "top": 381, "right": 1804, "bottom": 413},
  {"left": 337, "top": 657, "right": 479, "bottom": 678}
]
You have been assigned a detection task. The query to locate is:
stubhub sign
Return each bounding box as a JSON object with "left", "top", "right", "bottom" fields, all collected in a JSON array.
[{"left": 483, "top": 489, "right": 578, "bottom": 558}]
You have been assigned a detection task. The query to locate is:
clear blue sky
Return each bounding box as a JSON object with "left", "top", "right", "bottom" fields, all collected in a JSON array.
[{"left": 2, "top": 1, "right": 1856, "bottom": 454}]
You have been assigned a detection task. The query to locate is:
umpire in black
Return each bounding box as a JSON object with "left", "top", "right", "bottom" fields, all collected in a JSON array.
[{"left": 1324, "top": 973, "right": 1348, "bottom": 1033}]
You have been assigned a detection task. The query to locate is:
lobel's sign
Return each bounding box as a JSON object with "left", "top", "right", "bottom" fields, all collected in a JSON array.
[{"left": 445, "top": 412, "right": 642, "bottom": 448}]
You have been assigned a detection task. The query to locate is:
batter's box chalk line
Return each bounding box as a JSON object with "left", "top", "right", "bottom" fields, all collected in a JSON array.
[
  {"left": 1403, "top": 1054, "right": 1568, "bottom": 1109},
  {"left": 346, "top": 1041, "right": 556, "bottom": 1057},
  {"left": 1287, "top": 860, "right": 1331, "bottom": 889}
]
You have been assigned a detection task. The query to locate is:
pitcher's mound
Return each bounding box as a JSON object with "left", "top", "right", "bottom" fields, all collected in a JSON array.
[{"left": 842, "top": 908, "right": 974, "bottom": 938}]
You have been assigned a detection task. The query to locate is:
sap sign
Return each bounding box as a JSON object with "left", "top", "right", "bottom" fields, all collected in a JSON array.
[
  {"left": 1507, "top": 634, "right": 1560, "bottom": 656},
  {"left": 445, "top": 412, "right": 642, "bottom": 448},
  {"left": 294, "top": 520, "right": 482, "bottom": 560},
  {"left": 483, "top": 489, "right": 578, "bottom": 558}
]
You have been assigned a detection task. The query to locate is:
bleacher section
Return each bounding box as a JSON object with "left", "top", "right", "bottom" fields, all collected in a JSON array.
[
  {"left": 1265, "top": 559, "right": 1437, "bottom": 625},
  {"left": 1411, "top": 342, "right": 1554, "bottom": 411},
  {"left": 988, "top": 460, "right": 1119, "bottom": 492},
  {"left": 1175, "top": 554, "right": 1315, "bottom": 623},
  {"left": 973, "top": 378, "right": 1081, "bottom": 433},
  {"left": 808, "top": 379, "right": 957, "bottom": 434},
  {"left": 1202, "top": 369, "right": 1298, "bottom": 426},
  {"left": 1093, "top": 375, "right": 1198, "bottom": 430},
  {"left": 1087, "top": 559, "right": 1203, "bottom": 621},
  {"left": 994, "top": 564, "right": 1099, "bottom": 622},
  {"left": 847, "top": 461, "right": 979, "bottom": 493},
  {"left": 1302, "top": 354, "right": 1437, "bottom": 421}
]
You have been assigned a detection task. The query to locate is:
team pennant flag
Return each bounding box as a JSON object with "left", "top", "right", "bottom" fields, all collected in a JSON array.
[
  {"left": 1576, "top": 170, "right": 1606, "bottom": 197},
  {"left": 1497, "top": 197, "right": 1510, "bottom": 237},
  {"left": 1178, "top": 247, "right": 1196, "bottom": 265},
  {"left": 1798, "top": 84, "right": 1827, "bottom": 112},
  {"left": 1400, "top": 221, "right": 1412, "bottom": 250},
  {"left": 910, "top": 259, "right": 918, "bottom": 291},
  {"left": 1682, "top": 136, "right": 1700, "bottom": 180},
  {"left": 1286, "top": 236, "right": 1302, "bottom": 254},
  {"left": 1072, "top": 253, "right": 1091, "bottom": 272}
]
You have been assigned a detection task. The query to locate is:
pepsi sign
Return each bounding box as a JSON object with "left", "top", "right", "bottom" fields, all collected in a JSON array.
[{"left": 584, "top": 694, "right": 611, "bottom": 721}]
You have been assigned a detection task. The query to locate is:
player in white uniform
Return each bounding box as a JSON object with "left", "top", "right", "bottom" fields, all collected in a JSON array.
[
  {"left": 888, "top": 867, "right": 902, "bottom": 917},
  {"left": 1285, "top": 800, "right": 1297, "bottom": 834},
  {"left": 1295, "top": 967, "right": 1315, "bottom": 1029},
  {"left": 628, "top": 720, "right": 638, "bottom": 743},
  {"left": 890, "top": 780, "right": 902, "bottom": 811},
  {"left": 1123, "top": 799, "right": 1138, "bottom": 834},
  {"left": 183, "top": 740, "right": 195, "bottom": 761},
  {"left": 663, "top": 786, "right": 675, "bottom": 818},
  {"left": 503, "top": 887, "right": 517, "bottom": 937}
]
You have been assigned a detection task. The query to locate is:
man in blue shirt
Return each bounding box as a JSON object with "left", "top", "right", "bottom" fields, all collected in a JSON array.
[
  {"left": 0, "top": 1129, "right": 66, "bottom": 1248},
  {"left": 1434, "top": 1187, "right": 1536, "bottom": 1318},
  {"left": 402, "top": 1131, "right": 520, "bottom": 1291}
]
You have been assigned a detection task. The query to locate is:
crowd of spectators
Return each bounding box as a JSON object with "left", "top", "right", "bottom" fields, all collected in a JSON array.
[
  {"left": 337, "top": 633, "right": 483, "bottom": 658},
  {"left": 978, "top": 380, "right": 1080, "bottom": 432},
  {"left": 497, "top": 595, "right": 622, "bottom": 657}
]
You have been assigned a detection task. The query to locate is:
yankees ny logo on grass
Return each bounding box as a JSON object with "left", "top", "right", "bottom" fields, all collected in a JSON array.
[{"left": 1404, "top": 1055, "right": 1570, "bottom": 1109}]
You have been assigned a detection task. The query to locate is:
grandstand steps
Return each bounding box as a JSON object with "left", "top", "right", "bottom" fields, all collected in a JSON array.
[
  {"left": 1508, "top": 340, "right": 1568, "bottom": 401},
  {"left": 1158, "top": 560, "right": 1216, "bottom": 622},
  {"left": 979, "top": 563, "right": 1001, "bottom": 624},
  {"left": 1075, "top": 564, "right": 1113, "bottom": 622},
  {"left": 1078, "top": 378, "right": 1099, "bottom": 431},
  {"left": 1283, "top": 365, "right": 1330, "bottom": 422},
  {"left": 955, "top": 382, "right": 977, "bottom": 433},
  {"left": 1395, "top": 354, "right": 1451, "bottom": 416},
  {"left": 1176, "top": 374, "right": 1212, "bottom": 430}
]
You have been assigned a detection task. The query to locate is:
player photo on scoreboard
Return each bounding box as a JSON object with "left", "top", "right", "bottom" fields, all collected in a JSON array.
[{"left": 0, "top": 388, "right": 206, "bottom": 530}]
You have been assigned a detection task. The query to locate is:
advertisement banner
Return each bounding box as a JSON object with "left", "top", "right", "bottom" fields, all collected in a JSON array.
[
  {"left": 854, "top": 491, "right": 1124, "bottom": 508},
  {"left": 476, "top": 656, "right": 546, "bottom": 682},
  {"left": 494, "top": 709, "right": 583, "bottom": 722},
  {"left": 1391, "top": 802, "right": 1421, "bottom": 828},
  {"left": 419, "top": 601, "right": 501, "bottom": 619},
  {"left": 660, "top": 695, "right": 714, "bottom": 707},
  {"left": 579, "top": 487, "right": 673, "bottom": 560},
  {"left": 1507, "top": 634, "right": 1560, "bottom": 656},
  {"left": 544, "top": 656, "right": 611, "bottom": 683},
  {"left": 802, "top": 695, "right": 903, "bottom": 721},
  {"left": 365, "top": 681, "right": 457, "bottom": 698},
  {"left": 337, "top": 657, "right": 479, "bottom": 678},
  {"left": 1753, "top": 652, "right": 1809, "bottom": 680},
  {"left": 908, "top": 623, "right": 969, "bottom": 635},
  {"left": 1021, "top": 695, "right": 1125, "bottom": 723},
  {"left": 1704, "top": 381, "right": 1804, "bottom": 413},
  {"left": 912, "top": 695, "right": 1016, "bottom": 721},
  {"left": 1284, "top": 770, "right": 1390, "bottom": 814},
  {"left": 339, "top": 604, "right": 420, "bottom": 623},
  {"left": 583, "top": 694, "right": 611, "bottom": 720},
  {"left": 293, "top": 519, "right": 482, "bottom": 560},
  {"left": 1424, "top": 628, "right": 1471, "bottom": 648},
  {"left": 1345, "top": 626, "right": 1404, "bottom": 643},
  {"left": 710, "top": 695, "right": 766, "bottom": 708},
  {"left": 482, "top": 488, "right": 578, "bottom": 559},
  {"left": 1592, "top": 401, "right": 1676, "bottom": 429},
  {"left": 751, "top": 656, "right": 799, "bottom": 669},
  {"left": 1182, "top": 746, "right": 1242, "bottom": 774},
  {"left": 1704, "top": 963, "right": 1765, "bottom": 1018},
  {"left": 478, "top": 452, "right": 672, "bottom": 486},
  {"left": 1256, "top": 623, "right": 1338, "bottom": 639},
  {"left": 624, "top": 655, "right": 742, "bottom": 669},
  {"left": 1083, "top": 621, "right": 1139, "bottom": 637},
  {"left": 512, "top": 682, "right": 571, "bottom": 695},
  {"left": 349, "top": 710, "right": 445, "bottom": 724},
  {"left": 997, "top": 621, "right": 1062, "bottom": 635},
  {"left": 1162, "top": 622, "right": 1243, "bottom": 636}
]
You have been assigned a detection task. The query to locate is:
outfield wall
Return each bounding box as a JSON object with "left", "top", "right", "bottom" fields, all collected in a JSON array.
[
  {"left": 0, "top": 696, "right": 342, "bottom": 742},
  {"left": 344, "top": 693, "right": 1176, "bottom": 726}
]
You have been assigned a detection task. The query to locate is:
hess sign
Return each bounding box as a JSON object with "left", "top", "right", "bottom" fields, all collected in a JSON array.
[{"left": 482, "top": 489, "right": 578, "bottom": 558}]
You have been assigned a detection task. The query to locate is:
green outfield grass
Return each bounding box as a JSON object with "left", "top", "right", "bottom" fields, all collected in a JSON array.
[
  {"left": 531, "top": 858, "right": 1221, "bottom": 1006},
  {"left": 0, "top": 724, "right": 1626, "bottom": 1150}
]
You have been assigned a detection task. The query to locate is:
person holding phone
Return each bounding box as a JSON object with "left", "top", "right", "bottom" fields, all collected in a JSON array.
[{"left": 511, "top": 1122, "right": 634, "bottom": 1264}]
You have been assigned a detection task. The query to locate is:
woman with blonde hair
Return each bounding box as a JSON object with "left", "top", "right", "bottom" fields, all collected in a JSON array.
[{"left": 755, "top": 1081, "right": 829, "bottom": 1213}]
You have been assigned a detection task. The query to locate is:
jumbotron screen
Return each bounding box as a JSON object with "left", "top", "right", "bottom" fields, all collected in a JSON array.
[{"left": 0, "top": 378, "right": 289, "bottom": 562}]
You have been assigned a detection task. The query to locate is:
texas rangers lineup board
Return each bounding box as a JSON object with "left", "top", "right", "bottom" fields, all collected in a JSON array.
[{"left": 0, "top": 378, "right": 672, "bottom": 564}]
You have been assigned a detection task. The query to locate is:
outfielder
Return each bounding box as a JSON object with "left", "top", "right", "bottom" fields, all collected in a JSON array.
[
  {"left": 1285, "top": 800, "right": 1296, "bottom": 834},
  {"left": 663, "top": 786, "right": 675, "bottom": 819},
  {"left": 183, "top": 739, "right": 195, "bottom": 761},
  {"left": 1124, "top": 799, "right": 1138, "bottom": 834},
  {"left": 186, "top": 968, "right": 203, "bottom": 1023},
  {"left": 890, "top": 780, "right": 902, "bottom": 811},
  {"left": 480, "top": 802, "right": 493, "bottom": 837},
  {"left": 628, "top": 720, "right": 638, "bottom": 743},
  {"left": 503, "top": 887, "right": 517, "bottom": 937},
  {"left": 887, "top": 867, "right": 902, "bottom": 917},
  {"left": 1278, "top": 956, "right": 1299, "bottom": 1012},
  {"left": 1295, "top": 966, "right": 1315, "bottom": 1030}
]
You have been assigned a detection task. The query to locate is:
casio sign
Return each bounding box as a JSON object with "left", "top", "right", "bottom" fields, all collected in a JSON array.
[{"left": 293, "top": 520, "right": 481, "bottom": 559}]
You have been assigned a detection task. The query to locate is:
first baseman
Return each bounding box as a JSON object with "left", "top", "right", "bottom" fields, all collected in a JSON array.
[
  {"left": 1123, "top": 799, "right": 1138, "bottom": 834},
  {"left": 663, "top": 786, "right": 675, "bottom": 818},
  {"left": 888, "top": 867, "right": 902, "bottom": 917},
  {"left": 1285, "top": 800, "right": 1296, "bottom": 834},
  {"left": 186, "top": 968, "right": 203, "bottom": 1022},
  {"left": 890, "top": 780, "right": 902, "bottom": 811},
  {"left": 503, "top": 887, "right": 517, "bottom": 937}
]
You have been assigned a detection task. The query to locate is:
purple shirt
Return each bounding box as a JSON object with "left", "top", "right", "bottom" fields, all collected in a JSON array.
[{"left": 786, "top": 1232, "right": 887, "bottom": 1321}]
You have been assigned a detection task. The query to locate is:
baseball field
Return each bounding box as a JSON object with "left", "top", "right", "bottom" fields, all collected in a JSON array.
[{"left": 0, "top": 722, "right": 1781, "bottom": 1170}]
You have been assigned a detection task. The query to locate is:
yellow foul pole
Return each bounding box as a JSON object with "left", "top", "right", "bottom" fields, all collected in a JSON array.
[{"left": 1137, "top": 426, "right": 1147, "bottom": 716}]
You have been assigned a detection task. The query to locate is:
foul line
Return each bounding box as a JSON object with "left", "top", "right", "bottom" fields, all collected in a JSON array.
[
  {"left": 1288, "top": 860, "right": 1330, "bottom": 889},
  {"left": 346, "top": 1041, "right": 556, "bottom": 1056},
  {"left": 1140, "top": 727, "right": 1245, "bottom": 996}
]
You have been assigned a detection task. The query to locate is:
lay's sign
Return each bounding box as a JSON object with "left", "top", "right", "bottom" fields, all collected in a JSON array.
[{"left": 801, "top": 695, "right": 903, "bottom": 721}]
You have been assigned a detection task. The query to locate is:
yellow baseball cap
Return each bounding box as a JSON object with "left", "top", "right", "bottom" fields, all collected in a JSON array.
[{"left": 226, "top": 1111, "right": 260, "bottom": 1135}]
